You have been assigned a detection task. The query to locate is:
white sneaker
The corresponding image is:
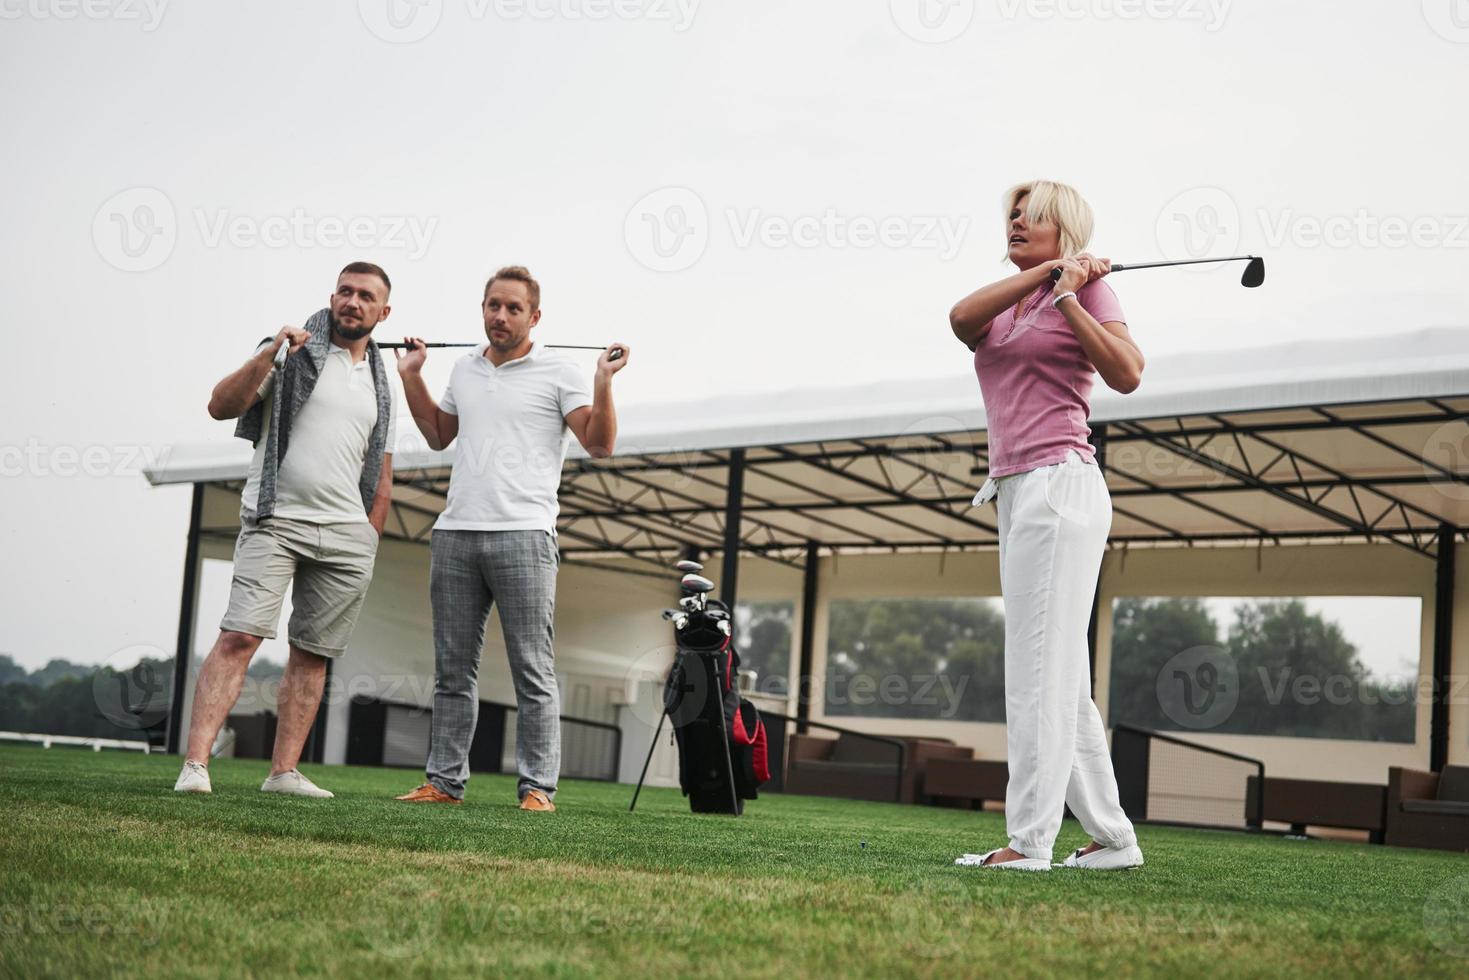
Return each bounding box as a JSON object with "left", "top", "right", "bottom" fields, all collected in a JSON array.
[
  {"left": 260, "top": 769, "right": 334, "bottom": 799},
  {"left": 954, "top": 848, "right": 1051, "bottom": 872},
  {"left": 174, "top": 760, "right": 212, "bottom": 794},
  {"left": 1061, "top": 843, "right": 1145, "bottom": 870}
]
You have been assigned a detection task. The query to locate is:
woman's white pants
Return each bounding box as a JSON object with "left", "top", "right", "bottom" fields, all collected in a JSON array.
[{"left": 975, "top": 449, "right": 1137, "bottom": 862}]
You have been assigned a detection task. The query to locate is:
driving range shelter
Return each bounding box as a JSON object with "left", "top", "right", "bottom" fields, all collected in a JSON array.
[{"left": 145, "top": 327, "right": 1469, "bottom": 821}]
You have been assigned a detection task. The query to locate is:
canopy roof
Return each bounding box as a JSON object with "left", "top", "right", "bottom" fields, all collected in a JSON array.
[{"left": 146, "top": 327, "right": 1469, "bottom": 570}]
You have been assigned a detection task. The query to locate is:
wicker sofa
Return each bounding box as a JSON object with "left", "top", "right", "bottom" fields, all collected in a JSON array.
[
  {"left": 784, "top": 732, "right": 973, "bottom": 804},
  {"left": 1243, "top": 775, "right": 1387, "bottom": 841},
  {"left": 1385, "top": 766, "right": 1469, "bottom": 851}
]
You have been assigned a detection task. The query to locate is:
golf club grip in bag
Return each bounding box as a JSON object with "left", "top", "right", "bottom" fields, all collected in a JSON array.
[{"left": 662, "top": 606, "right": 770, "bottom": 815}]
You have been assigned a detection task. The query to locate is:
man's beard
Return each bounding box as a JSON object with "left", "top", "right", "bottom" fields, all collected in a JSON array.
[{"left": 331, "top": 311, "right": 375, "bottom": 342}]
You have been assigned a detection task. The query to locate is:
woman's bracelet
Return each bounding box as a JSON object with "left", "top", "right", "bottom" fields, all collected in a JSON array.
[{"left": 1051, "top": 291, "right": 1078, "bottom": 309}]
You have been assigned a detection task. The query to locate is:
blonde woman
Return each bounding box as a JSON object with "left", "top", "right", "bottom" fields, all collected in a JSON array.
[{"left": 948, "top": 180, "right": 1145, "bottom": 871}]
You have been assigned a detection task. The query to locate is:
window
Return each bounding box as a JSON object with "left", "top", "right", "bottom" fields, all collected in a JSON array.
[
  {"left": 825, "top": 597, "right": 1005, "bottom": 721},
  {"left": 734, "top": 601, "right": 794, "bottom": 699},
  {"left": 1108, "top": 596, "right": 1420, "bottom": 743}
]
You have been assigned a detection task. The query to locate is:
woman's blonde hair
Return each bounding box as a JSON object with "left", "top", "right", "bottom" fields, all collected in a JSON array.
[{"left": 1003, "top": 179, "right": 1094, "bottom": 260}]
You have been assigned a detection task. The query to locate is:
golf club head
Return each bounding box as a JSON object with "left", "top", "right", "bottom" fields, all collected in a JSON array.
[
  {"left": 674, "top": 560, "right": 704, "bottom": 574},
  {"left": 679, "top": 573, "right": 715, "bottom": 594},
  {"left": 1241, "top": 256, "right": 1265, "bottom": 288}
]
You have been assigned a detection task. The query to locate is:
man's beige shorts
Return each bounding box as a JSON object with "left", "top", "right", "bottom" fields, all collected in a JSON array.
[{"left": 220, "top": 516, "right": 380, "bottom": 658}]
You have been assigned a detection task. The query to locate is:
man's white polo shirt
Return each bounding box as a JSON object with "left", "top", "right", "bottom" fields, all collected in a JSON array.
[
  {"left": 433, "top": 342, "right": 594, "bottom": 533},
  {"left": 241, "top": 342, "right": 398, "bottom": 524}
]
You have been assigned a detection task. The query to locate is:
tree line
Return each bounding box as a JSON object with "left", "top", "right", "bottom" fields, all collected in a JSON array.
[
  {"left": 792, "top": 596, "right": 1415, "bottom": 742},
  {"left": 0, "top": 653, "right": 284, "bottom": 741}
]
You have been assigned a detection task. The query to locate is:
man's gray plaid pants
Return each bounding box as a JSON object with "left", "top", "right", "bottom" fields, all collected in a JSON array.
[{"left": 425, "top": 529, "right": 560, "bottom": 801}]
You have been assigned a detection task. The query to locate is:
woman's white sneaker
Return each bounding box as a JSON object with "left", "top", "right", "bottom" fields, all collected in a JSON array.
[
  {"left": 174, "top": 760, "right": 212, "bottom": 794},
  {"left": 261, "top": 770, "right": 334, "bottom": 798},
  {"left": 954, "top": 848, "right": 1051, "bottom": 872},
  {"left": 1061, "top": 843, "right": 1144, "bottom": 870}
]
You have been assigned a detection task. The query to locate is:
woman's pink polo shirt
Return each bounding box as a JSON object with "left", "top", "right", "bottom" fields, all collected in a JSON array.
[{"left": 973, "top": 278, "right": 1125, "bottom": 478}]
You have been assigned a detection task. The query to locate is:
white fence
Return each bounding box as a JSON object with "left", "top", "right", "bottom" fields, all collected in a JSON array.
[{"left": 0, "top": 731, "right": 153, "bottom": 753}]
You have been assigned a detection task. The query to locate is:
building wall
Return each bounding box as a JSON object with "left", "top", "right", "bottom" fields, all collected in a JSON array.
[
  {"left": 1093, "top": 541, "right": 1444, "bottom": 780},
  {"left": 183, "top": 485, "right": 685, "bottom": 774},
  {"left": 319, "top": 539, "right": 677, "bottom": 770},
  {"left": 180, "top": 480, "right": 1466, "bottom": 786},
  {"left": 799, "top": 542, "right": 1452, "bottom": 783},
  {"left": 310, "top": 547, "right": 808, "bottom": 779},
  {"left": 803, "top": 551, "right": 1009, "bottom": 762}
]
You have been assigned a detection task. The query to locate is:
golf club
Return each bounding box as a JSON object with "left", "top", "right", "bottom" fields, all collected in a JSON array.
[
  {"left": 680, "top": 573, "right": 715, "bottom": 597},
  {"left": 1049, "top": 254, "right": 1265, "bottom": 288},
  {"left": 376, "top": 341, "right": 624, "bottom": 361},
  {"left": 632, "top": 557, "right": 759, "bottom": 816},
  {"left": 276, "top": 340, "right": 623, "bottom": 366},
  {"left": 274, "top": 341, "right": 622, "bottom": 366}
]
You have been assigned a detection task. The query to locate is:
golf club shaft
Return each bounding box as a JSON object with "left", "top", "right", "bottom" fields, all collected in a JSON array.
[
  {"left": 1049, "top": 255, "right": 1258, "bottom": 282},
  {"left": 278, "top": 341, "right": 623, "bottom": 362},
  {"left": 377, "top": 341, "right": 623, "bottom": 360},
  {"left": 628, "top": 709, "right": 667, "bottom": 813},
  {"left": 375, "top": 342, "right": 610, "bottom": 350}
]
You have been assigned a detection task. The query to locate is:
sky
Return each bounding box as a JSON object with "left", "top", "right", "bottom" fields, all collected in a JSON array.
[{"left": 2, "top": 1, "right": 1466, "bottom": 673}]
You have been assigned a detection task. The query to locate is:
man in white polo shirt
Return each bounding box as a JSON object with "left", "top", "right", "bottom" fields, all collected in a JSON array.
[
  {"left": 173, "top": 262, "right": 397, "bottom": 799},
  {"left": 393, "top": 265, "right": 628, "bottom": 810}
]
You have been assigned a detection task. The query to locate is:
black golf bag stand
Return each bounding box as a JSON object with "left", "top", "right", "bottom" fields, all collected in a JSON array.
[{"left": 629, "top": 596, "right": 770, "bottom": 815}]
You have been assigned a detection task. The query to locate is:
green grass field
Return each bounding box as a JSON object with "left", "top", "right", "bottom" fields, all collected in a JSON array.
[{"left": 2, "top": 745, "right": 1467, "bottom": 978}]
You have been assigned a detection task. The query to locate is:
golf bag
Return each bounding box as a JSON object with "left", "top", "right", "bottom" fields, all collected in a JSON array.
[{"left": 662, "top": 599, "right": 771, "bottom": 814}]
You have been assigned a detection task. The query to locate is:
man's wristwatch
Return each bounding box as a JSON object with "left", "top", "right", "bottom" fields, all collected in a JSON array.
[{"left": 1051, "top": 291, "right": 1078, "bottom": 309}]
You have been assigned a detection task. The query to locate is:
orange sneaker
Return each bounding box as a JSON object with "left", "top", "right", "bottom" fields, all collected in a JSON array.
[
  {"left": 519, "top": 789, "right": 556, "bottom": 812},
  {"left": 394, "top": 783, "right": 462, "bottom": 804}
]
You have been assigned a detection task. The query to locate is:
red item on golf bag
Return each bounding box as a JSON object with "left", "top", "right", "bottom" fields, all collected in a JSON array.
[{"left": 731, "top": 698, "right": 771, "bottom": 785}]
